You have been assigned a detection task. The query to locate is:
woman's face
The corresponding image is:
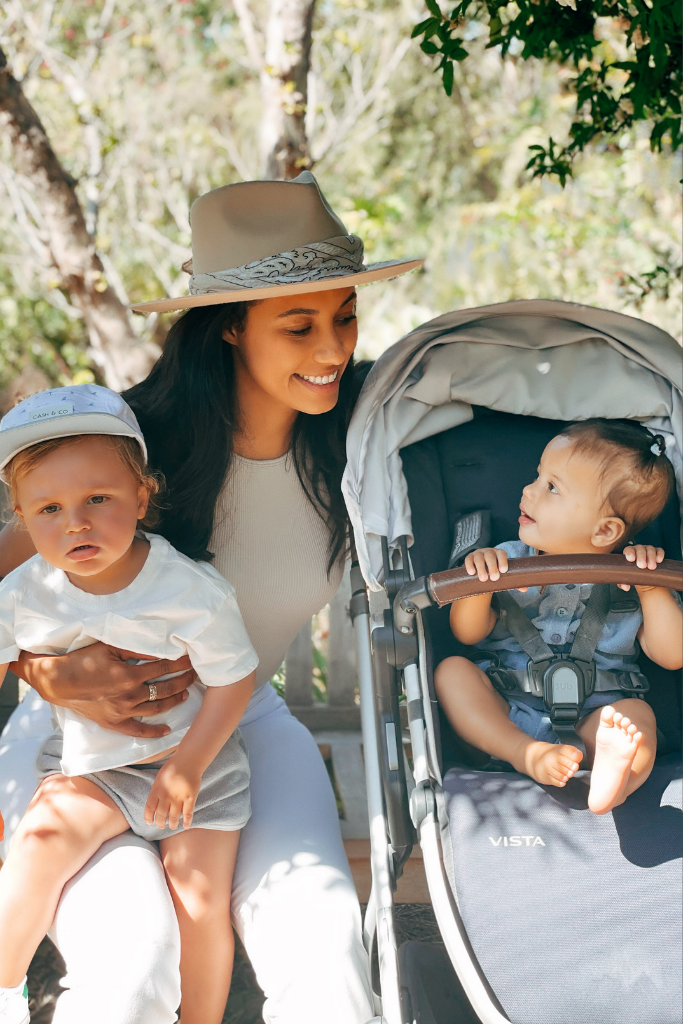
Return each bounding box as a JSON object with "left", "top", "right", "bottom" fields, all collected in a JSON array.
[{"left": 223, "top": 286, "right": 358, "bottom": 418}]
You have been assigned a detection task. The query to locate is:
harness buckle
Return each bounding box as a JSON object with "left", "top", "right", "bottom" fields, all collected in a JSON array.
[{"left": 525, "top": 657, "right": 595, "bottom": 714}]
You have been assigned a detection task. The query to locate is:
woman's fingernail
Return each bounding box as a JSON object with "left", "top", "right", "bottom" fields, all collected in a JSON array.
[{"left": 182, "top": 691, "right": 189, "bottom": 700}]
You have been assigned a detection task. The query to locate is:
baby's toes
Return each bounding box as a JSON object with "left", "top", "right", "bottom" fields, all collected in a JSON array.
[
  {"left": 599, "top": 706, "right": 616, "bottom": 727},
  {"left": 558, "top": 746, "right": 582, "bottom": 768}
]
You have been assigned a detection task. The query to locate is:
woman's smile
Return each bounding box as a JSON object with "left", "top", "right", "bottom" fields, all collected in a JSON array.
[{"left": 294, "top": 369, "right": 340, "bottom": 391}]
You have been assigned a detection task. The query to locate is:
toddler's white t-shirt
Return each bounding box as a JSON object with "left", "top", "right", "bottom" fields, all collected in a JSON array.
[{"left": 0, "top": 533, "right": 258, "bottom": 776}]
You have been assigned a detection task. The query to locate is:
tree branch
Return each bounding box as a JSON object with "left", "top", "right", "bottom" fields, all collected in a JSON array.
[{"left": 0, "top": 46, "right": 159, "bottom": 390}]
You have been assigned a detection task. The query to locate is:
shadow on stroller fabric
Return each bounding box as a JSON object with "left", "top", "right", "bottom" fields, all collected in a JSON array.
[{"left": 343, "top": 300, "right": 683, "bottom": 1024}]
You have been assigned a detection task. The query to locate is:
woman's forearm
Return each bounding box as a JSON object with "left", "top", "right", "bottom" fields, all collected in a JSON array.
[
  {"left": 10, "top": 651, "right": 77, "bottom": 704},
  {"left": 172, "top": 672, "right": 255, "bottom": 775}
]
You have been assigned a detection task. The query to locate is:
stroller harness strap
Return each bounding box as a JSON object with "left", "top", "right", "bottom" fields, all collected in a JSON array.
[
  {"left": 491, "top": 584, "right": 648, "bottom": 750},
  {"left": 495, "top": 582, "right": 612, "bottom": 666}
]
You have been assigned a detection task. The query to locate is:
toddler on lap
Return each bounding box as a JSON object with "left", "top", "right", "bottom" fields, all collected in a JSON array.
[{"left": 0, "top": 386, "right": 257, "bottom": 1024}]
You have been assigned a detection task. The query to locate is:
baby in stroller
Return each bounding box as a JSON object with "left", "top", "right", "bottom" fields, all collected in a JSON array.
[{"left": 435, "top": 418, "right": 683, "bottom": 815}]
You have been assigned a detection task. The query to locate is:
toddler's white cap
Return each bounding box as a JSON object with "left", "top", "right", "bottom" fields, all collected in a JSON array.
[{"left": 0, "top": 384, "right": 147, "bottom": 480}]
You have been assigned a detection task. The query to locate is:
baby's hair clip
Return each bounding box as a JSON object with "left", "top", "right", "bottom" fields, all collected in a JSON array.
[{"left": 650, "top": 435, "right": 666, "bottom": 456}]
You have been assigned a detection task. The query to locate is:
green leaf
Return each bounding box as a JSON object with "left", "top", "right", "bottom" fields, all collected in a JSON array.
[
  {"left": 442, "top": 58, "right": 454, "bottom": 96},
  {"left": 411, "top": 16, "right": 439, "bottom": 38},
  {"left": 421, "top": 40, "right": 440, "bottom": 54},
  {"left": 425, "top": 0, "right": 443, "bottom": 16}
]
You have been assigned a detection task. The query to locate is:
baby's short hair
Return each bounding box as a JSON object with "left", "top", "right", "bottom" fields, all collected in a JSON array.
[
  {"left": 6, "top": 434, "right": 164, "bottom": 528},
  {"left": 558, "top": 419, "right": 675, "bottom": 540}
]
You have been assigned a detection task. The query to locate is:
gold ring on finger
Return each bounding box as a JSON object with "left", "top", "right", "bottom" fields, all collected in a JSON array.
[{"left": 148, "top": 683, "right": 158, "bottom": 702}]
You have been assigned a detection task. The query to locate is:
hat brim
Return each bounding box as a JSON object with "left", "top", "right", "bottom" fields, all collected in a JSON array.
[
  {"left": 129, "top": 259, "right": 424, "bottom": 314},
  {"left": 0, "top": 414, "right": 147, "bottom": 479}
]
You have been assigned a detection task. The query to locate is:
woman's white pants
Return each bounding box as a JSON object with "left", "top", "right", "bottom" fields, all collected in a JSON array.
[{"left": 0, "top": 686, "right": 375, "bottom": 1023}]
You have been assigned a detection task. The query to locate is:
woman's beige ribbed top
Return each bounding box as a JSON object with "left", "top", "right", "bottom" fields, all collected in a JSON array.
[{"left": 211, "top": 453, "right": 342, "bottom": 689}]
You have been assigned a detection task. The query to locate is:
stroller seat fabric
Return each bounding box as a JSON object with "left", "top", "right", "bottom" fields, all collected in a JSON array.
[{"left": 441, "top": 757, "right": 682, "bottom": 1024}]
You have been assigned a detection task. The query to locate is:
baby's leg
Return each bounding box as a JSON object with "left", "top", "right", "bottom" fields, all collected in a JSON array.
[
  {"left": 435, "top": 656, "right": 582, "bottom": 786},
  {"left": 577, "top": 699, "right": 657, "bottom": 814},
  {"left": 161, "top": 828, "right": 240, "bottom": 1024},
  {"left": 0, "top": 774, "right": 128, "bottom": 987}
]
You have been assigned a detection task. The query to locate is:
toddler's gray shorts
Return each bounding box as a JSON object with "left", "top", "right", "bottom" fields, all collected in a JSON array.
[
  {"left": 36, "top": 729, "right": 251, "bottom": 842},
  {"left": 505, "top": 691, "right": 625, "bottom": 745}
]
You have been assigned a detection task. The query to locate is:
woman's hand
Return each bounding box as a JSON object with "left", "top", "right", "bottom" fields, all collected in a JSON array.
[
  {"left": 144, "top": 757, "right": 201, "bottom": 831},
  {"left": 618, "top": 544, "right": 664, "bottom": 592},
  {"left": 11, "top": 643, "right": 195, "bottom": 738}
]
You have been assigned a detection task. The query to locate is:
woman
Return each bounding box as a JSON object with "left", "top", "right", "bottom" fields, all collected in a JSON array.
[{"left": 0, "top": 171, "right": 421, "bottom": 1024}]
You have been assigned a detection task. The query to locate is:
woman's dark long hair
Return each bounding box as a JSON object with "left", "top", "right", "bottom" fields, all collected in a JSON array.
[{"left": 124, "top": 302, "right": 364, "bottom": 572}]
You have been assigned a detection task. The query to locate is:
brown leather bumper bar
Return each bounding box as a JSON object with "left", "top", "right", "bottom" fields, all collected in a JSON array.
[{"left": 427, "top": 554, "right": 683, "bottom": 606}]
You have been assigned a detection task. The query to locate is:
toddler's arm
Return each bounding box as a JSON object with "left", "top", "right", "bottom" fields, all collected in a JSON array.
[
  {"left": 144, "top": 670, "right": 255, "bottom": 831},
  {"left": 622, "top": 545, "right": 683, "bottom": 671},
  {"left": 449, "top": 547, "right": 518, "bottom": 645},
  {"left": 0, "top": 663, "right": 7, "bottom": 842}
]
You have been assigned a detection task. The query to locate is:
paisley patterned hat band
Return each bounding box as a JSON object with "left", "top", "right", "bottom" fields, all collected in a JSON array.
[
  {"left": 188, "top": 234, "right": 370, "bottom": 295},
  {"left": 130, "top": 172, "right": 423, "bottom": 314}
]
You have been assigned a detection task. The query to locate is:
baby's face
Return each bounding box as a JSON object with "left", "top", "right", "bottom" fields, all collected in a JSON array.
[
  {"left": 14, "top": 436, "right": 149, "bottom": 578},
  {"left": 518, "top": 436, "right": 623, "bottom": 555}
]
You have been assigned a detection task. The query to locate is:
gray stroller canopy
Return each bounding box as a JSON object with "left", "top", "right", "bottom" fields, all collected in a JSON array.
[{"left": 343, "top": 299, "right": 682, "bottom": 590}]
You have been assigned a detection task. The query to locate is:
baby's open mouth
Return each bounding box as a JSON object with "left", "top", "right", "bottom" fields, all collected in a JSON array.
[
  {"left": 67, "top": 543, "right": 99, "bottom": 559},
  {"left": 519, "top": 506, "right": 536, "bottom": 524}
]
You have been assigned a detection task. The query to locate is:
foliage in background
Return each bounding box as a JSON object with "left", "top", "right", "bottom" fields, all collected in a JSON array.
[
  {"left": 413, "top": 0, "right": 682, "bottom": 184},
  {"left": 0, "top": 0, "right": 680, "bottom": 394}
]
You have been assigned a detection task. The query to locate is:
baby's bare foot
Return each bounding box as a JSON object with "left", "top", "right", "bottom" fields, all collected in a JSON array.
[
  {"left": 518, "top": 741, "right": 582, "bottom": 787},
  {"left": 588, "top": 706, "right": 642, "bottom": 815}
]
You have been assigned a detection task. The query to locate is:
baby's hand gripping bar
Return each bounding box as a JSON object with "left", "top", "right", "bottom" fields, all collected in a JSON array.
[
  {"left": 392, "top": 555, "right": 683, "bottom": 636},
  {"left": 428, "top": 554, "right": 683, "bottom": 606}
]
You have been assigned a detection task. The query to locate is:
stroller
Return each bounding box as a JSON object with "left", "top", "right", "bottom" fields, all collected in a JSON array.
[{"left": 343, "top": 300, "right": 683, "bottom": 1024}]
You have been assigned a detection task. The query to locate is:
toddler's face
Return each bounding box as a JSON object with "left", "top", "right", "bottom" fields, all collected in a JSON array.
[
  {"left": 518, "top": 436, "right": 624, "bottom": 555},
  {"left": 14, "top": 436, "right": 149, "bottom": 578}
]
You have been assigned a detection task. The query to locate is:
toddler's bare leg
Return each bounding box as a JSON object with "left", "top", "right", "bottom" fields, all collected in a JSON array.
[
  {"left": 577, "top": 700, "right": 657, "bottom": 814},
  {"left": 435, "top": 657, "right": 582, "bottom": 786},
  {"left": 0, "top": 774, "right": 129, "bottom": 987},
  {"left": 161, "top": 828, "right": 240, "bottom": 1024}
]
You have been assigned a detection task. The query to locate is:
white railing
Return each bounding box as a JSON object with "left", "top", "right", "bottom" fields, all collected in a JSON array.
[{"left": 283, "top": 564, "right": 360, "bottom": 730}]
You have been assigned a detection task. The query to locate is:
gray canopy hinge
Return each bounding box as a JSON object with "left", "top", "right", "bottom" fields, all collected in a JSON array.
[{"left": 409, "top": 779, "right": 436, "bottom": 829}]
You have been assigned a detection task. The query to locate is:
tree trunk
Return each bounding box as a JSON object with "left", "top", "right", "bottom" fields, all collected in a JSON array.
[
  {"left": 0, "top": 48, "right": 159, "bottom": 391},
  {"left": 260, "top": 0, "right": 316, "bottom": 180}
]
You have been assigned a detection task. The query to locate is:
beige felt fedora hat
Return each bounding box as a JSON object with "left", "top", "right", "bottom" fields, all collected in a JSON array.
[{"left": 130, "top": 171, "right": 423, "bottom": 314}]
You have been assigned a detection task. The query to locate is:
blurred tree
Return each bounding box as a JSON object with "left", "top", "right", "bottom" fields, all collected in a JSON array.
[
  {"left": 412, "top": 0, "right": 682, "bottom": 185},
  {"left": 233, "top": 0, "right": 317, "bottom": 179},
  {"left": 0, "top": 0, "right": 679, "bottom": 397},
  {"left": 0, "top": 42, "right": 159, "bottom": 389}
]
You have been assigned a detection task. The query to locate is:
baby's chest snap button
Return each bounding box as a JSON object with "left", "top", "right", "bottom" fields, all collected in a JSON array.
[
  {"left": 551, "top": 633, "right": 562, "bottom": 643},
  {"left": 556, "top": 607, "right": 567, "bottom": 617}
]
